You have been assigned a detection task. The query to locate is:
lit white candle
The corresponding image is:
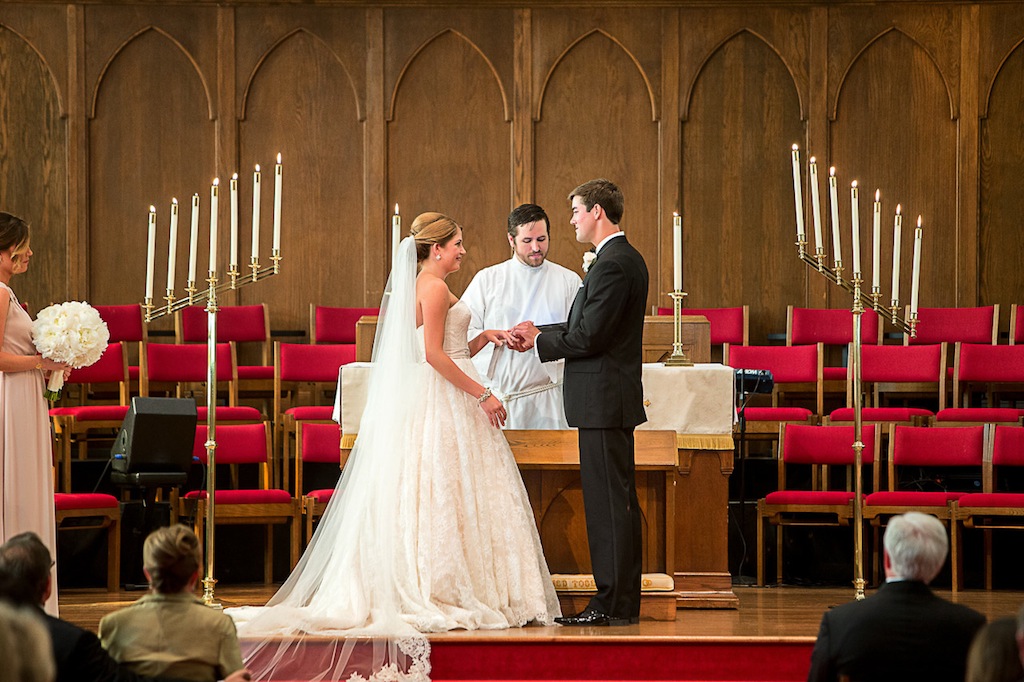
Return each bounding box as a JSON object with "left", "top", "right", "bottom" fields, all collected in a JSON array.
[
  {"left": 910, "top": 216, "right": 923, "bottom": 316},
  {"left": 229, "top": 174, "right": 238, "bottom": 270},
  {"left": 809, "top": 157, "right": 824, "bottom": 252},
  {"left": 872, "top": 190, "right": 881, "bottom": 290},
  {"left": 850, "top": 182, "right": 861, "bottom": 277},
  {"left": 251, "top": 164, "right": 261, "bottom": 261},
  {"left": 166, "top": 199, "right": 179, "bottom": 291},
  {"left": 188, "top": 194, "right": 200, "bottom": 284},
  {"left": 145, "top": 206, "right": 156, "bottom": 300},
  {"left": 791, "top": 145, "right": 805, "bottom": 242},
  {"left": 391, "top": 204, "right": 401, "bottom": 269},
  {"left": 672, "top": 212, "right": 683, "bottom": 291},
  {"left": 829, "top": 167, "right": 841, "bottom": 268},
  {"left": 209, "top": 178, "right": 219, "bottom": 276},
  {"left": 891, "top": 204, "right": 903, "bottom": 304},
  {"left": 273, "top": 154, "right": 282, "bottom": 252}
]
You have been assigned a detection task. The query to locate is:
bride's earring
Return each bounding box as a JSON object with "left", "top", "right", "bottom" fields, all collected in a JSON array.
[{"left": 435, "top": 254, "right": 441, "bottom": 260}]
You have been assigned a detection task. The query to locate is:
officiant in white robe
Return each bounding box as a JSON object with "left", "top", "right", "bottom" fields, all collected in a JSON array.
[{"left": 461, "top": 204, "right": 581, "bottom": 429}]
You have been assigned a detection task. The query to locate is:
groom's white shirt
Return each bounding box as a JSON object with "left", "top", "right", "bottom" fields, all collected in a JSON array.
[{"left": 461, "top": 257, "right": 581, "bottom": 429}]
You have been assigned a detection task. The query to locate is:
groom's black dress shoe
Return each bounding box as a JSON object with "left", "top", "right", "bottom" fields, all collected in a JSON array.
[{"left": 555, "top": 609, "right": 639, "bottom": 626}]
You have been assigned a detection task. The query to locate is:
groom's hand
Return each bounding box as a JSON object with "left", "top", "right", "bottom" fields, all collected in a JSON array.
[{"left": 510, "top": 321, "right": 540, "bottom": 351}]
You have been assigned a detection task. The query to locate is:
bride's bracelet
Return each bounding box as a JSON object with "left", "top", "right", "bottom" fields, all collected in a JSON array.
[{"left": 477, "top": 387, "right": 492, "bottom": 404}]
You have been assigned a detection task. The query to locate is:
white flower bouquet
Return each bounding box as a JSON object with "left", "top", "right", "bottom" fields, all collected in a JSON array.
[{"left": 31, "top": 301, "right": 110, "bottom": 400}]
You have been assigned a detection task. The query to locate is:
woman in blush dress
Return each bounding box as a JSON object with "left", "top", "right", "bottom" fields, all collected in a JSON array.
[
  {"left": 230, "top": 213, "right": 559, "bottom": 682},
  {"left": 0, "top": 212, "right": 69, "bottom": 615}
]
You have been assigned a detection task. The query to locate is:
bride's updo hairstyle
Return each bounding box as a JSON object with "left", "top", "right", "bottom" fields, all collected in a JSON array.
[
  {"left": 143, "top": 524, "right": 201, "bottom": 594},
  {"left": 410, "top": 212, "right": 460, "bottom": 262}
]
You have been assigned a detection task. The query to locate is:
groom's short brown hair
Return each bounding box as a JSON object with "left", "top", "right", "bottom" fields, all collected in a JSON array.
[{"left": 569, "top": 179, "right": 623, "bottom": 225}]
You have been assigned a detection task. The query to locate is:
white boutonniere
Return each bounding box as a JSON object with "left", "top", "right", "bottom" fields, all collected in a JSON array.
[{"left": 582, "top": 250, "right": 597, "bottom": 274}]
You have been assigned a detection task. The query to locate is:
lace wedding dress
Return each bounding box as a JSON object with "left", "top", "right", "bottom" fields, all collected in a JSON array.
[{"left": 229, "top": 238, "right": 559, "bottom": 681}]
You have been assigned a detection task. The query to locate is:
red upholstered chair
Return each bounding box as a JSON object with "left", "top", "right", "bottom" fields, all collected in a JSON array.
[
  {"left": 906, "top": 305, "right": 999, "bottom": 391},
  {"left": 953, "top": 425, "right": 1024, "bottom": 588},
  {"left": 180, "top": 422, "right": 301, "bottom": 583},
  {"left": 729, "top": 345, "right": 823, "bottom": 453},
  {"left": 863, "top": 424, "right": 987, "bottom": 590},
  {"left": 274, "top": 342, "right": 353, "bottom": 492},
  {"left": 656, "top": 305, "right": 747, "bottom": 363},
  {"left": 142, "top": 342, "right": 239, "bottom": 407},
  {"left": 95, "top": 305, "right": 147, "bottom": 395},
  {"left": 177, "top": 304, "right": 273, "bottom": 395},
  {"left": 825, "top": 343, "right": 946, "bottom": 430},
  {"left": 310, "top": 305, "right": 379, "bottom": 345},
  {"left": 757, "top": 423, "right": 879, "bottom": 586},
  {"left": 294, "top": 421, "right": 345, "bottom": 543},
  {"left": 49, "top": 342, "right": 130, "bottom": 492},
  {"left": 787, "top": 306, "right": 881, "bottom": 383},
  {"left": 54, "top": 492, "right": 121, "bottom": 591},
  {"left": 942, "top": 337, "right": 1024, "bottom": 417}
]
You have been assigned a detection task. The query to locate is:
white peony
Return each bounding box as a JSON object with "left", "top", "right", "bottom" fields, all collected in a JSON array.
[{"left": 31, "top": 301, "right": 110, "bottom": 400}]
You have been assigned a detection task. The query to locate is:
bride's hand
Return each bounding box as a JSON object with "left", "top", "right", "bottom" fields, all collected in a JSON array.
[
  {"left": 481, "top": 394, "right": 507, "bottom": 428},
  {"left": 481, "top": 329, "right": 515, "bottom": 347}
]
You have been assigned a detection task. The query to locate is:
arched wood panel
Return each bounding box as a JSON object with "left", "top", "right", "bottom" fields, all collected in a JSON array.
[
  {"left": 534, "top": 31, "right": 659, "bottom": 308},
  {"left": 681, "top": 31, "right": 803, "bottom": 345},
  {"left": 0, "top": 25, "right": 66, "bottom": 314},
  {"left": 387, "top": 30, "right": 510, "bottom": 297},
  {"left": 979, "top": 42, "right": 1024, "bottom": 315},
  {"left": 830, "top": 30, "right": 957, "bottom": 311},
  {"left": 239, "top": 30, "right": 363, "bottom": 333},
  {"left": 88, "top": 29, "right": 213, "bottom": 327}
]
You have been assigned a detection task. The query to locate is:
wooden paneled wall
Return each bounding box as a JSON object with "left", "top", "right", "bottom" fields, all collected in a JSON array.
[{"left": 2, "top": 1, "right": 1024, "bottom": 343}]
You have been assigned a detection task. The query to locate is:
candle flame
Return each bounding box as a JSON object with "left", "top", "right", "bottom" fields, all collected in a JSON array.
[
  {"left": 232, "top": 173, "right": 238, "bottom": 180},
  {"left": 673, "top": 211, "right": 679, "bottom": 217},
  {"left": 851, "top": 180, "right": 858, "bottom": 188},
  {"left": 830, "top": 166, "right": 836, "bottom": 176},
  {"left": 255, "top": 164, "right": 261, "bottom": 173},
  {"left": 809, "top": 156, "right": 816, "bottom": 164},
  {"left": 213, "top": 178, "right": 220, "bottom": 186},
  {"left": 277, "top": 153, "right": 282, "bottom": 164},
  {"left": 896, "top": 204, "right": 902, "bottom": 214},
  {"left": 394, "top": 203, "right": 399, "bottom": 214},
  {"left": 149, "top": 205, "right": 156, "bottom": 213},
  {"left": 917, "top": 216, "right": 922, "bottom": 227},
  {"left": 172, "top": 198, "right": 178, "bottom": 205},
  {"left": 875, "top": 190, "right": 880, "bottom": 201},
  {"left": 792, "top": 143, "right": 799, "bottom": 151}
]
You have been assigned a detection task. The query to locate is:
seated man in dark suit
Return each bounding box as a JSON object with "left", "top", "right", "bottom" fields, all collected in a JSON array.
[
  {"left": 0, "top": 532, "right": 249, "bottom": 682},
  {"left": 807, "top": 512, "right": 986, "bottom": 682}
]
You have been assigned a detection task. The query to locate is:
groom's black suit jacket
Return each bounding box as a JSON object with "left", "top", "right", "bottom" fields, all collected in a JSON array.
[
  {"left": 535, "top": 234, "right": 648, "bottom": 618},
  {"left": 536, "top": 235, "right": 648, "bottom": 429},
  {"left": 806, "top": 580, "right": 985, "bottom": 682}
]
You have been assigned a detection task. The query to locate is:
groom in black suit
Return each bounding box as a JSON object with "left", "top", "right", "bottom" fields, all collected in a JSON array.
[{"left": 514, "top": 179, "right": 649, "bottom": 626}]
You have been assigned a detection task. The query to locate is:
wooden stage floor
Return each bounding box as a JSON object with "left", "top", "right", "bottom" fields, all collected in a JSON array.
[{"left": 61, "top": 584, "right": 1024, "bottom": 640}]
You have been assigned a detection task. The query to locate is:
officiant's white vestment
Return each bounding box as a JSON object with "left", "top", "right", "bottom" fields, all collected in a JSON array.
[{"left": 461, "top": 258, "right": 581, "bottom": 429}]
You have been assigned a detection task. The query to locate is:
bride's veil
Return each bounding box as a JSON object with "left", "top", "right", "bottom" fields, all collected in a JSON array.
[{"left": 231, "top": 236, "right": 431, "bottom": 681}]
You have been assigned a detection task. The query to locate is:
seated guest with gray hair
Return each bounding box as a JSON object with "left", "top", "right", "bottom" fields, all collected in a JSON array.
[
  {"left": 99, "top": 525, "right": 246, "bottom": 682},
  {"left": 806, "top": 512, "right": 985, "bottom": 682}
]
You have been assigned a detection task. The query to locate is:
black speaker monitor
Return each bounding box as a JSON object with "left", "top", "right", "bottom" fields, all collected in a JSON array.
[{"left": 111, "top": 397, "right": 197, "bottom": 476}]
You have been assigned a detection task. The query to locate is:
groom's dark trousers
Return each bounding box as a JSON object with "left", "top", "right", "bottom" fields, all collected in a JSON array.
[{"left": 537, "top": 235, "right": 649, "bottom": 619}]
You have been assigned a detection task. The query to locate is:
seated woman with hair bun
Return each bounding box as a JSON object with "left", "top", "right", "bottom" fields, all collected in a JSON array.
[{"left": 99, "top": 525, "right": 247, "bottom": 682}]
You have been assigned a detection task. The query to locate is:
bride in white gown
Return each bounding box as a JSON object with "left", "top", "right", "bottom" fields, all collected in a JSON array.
[{"left": 229, "top": 213, "right": 560, "bottom": 681}]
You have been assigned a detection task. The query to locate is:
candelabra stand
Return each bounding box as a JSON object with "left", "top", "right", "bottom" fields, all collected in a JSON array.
[
  {"left": 663, "top": 290, "right": 694, "bottom": 367},
  {"left": 143, "top": 256, "right": 281, "bottom": 607},
  {"left": 796, "top": 238, "right": 918, "bottom": 600}
]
